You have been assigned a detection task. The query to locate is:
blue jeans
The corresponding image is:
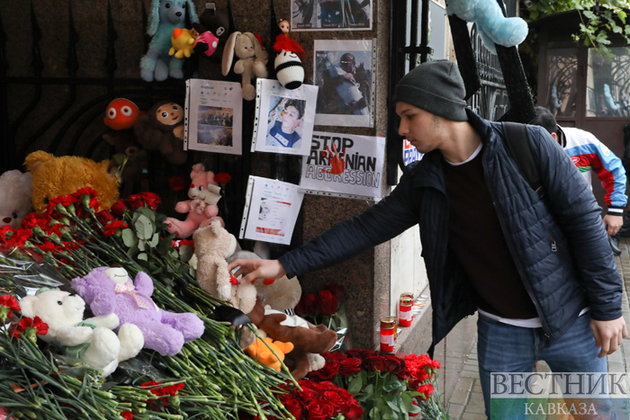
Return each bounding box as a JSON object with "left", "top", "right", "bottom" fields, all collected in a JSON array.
[{"left": 477, "top": 313, "right": 615, "bottom": 419}]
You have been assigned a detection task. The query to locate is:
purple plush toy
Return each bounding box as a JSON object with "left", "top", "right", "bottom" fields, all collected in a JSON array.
[{"left": 72, "top": 267, "right": 205, "bottom": 356}]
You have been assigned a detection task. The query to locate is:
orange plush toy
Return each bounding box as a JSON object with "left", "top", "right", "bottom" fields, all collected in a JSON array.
[
  {"left": 247, "top": 300, "right": 337, "bottom": 379},
  {"left": 244, "top": 336, "right": 294, "bottom": 372}
]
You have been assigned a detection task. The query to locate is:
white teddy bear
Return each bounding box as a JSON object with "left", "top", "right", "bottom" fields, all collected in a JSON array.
[
  {"left": 0, "top": 170, "right": 33, "bottom": 229},
  {"left": 19, "top": 289, "right": 144, "bottom": 377}
]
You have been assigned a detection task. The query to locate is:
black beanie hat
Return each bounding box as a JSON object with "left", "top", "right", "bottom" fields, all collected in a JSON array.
[{"left": 392, "top": 60, "right": 468, "bottom": 121}]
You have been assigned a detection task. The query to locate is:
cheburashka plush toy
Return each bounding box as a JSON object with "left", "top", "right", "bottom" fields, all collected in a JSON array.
[
  {"left": 140, "top": 0, "right": 199, "bottom": 82},
  {"left": 133, "top": 101, "right": 187, "bottom": 165},
  {"left": 20, "top": 289, "right": 144, "bottom": 377},
  {"left": 71, "top": 267, "right": 205, "bottom": 357},
  {"left": 24, "top": 151, "right": 119, "bottom": 213},
  {"left": 222, "top": 32, "right": 269, "bottom": 101},
  {"left": 0, "top": 170, "right": 33, "bottom": 229},
  {"left": 165, "top": 163, "right": 223, "bottom": 239},
  {"left": 446, "top": 0, "right": 528, "bottom": 53}
]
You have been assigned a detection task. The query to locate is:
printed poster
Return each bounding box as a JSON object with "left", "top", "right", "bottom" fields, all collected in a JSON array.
[
  {"left": 240, "top": 176, "right": 305, "bottom": 245},
  {"left": 184, "top": 79, "right": 242, "bottom": 155},
  {"left": 252, "top": 79, "right": 318, "bottom": 156},
  {"left": 300, "top": 131, "right": 385, "bottom": 199},
  {"left": 314, "top": 40, "right": 374, "bottom": 127},
  {"left": 291, "top": 0, "right": 372, "bottom": 31}
]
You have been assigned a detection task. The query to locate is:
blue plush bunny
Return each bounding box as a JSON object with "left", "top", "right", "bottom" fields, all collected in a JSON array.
[
  {"left": 140, "top": 0, "right": 199, "bottom": 82},
  {"left": 446, "top": 0, "right": 528, "bottom": 54}
]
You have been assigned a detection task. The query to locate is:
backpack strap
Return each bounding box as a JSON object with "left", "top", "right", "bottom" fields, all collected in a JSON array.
[{"left": 501, "top": 121, "right": 545, "bottom": 201}]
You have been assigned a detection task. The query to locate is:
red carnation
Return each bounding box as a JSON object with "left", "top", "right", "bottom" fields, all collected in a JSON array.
[
  {"left": 341, "top": 402, "right": 364, "bottom": 420},
  {"left": 96, "top": 210, "right": 115, "bottom": 225},
  {"left": 295, "top": 293, "right": 318, "bottom": 316},
  {"left": 10, "top": 316, "right": 49, "bottom": 339},
  {"left": 346, "top": 348, "right": 378, "bottom": 361},
  {"left": 168, "top": 175, "right": 187, "bottom": 191},
  {"left": 110, "top": 200, "right": 128, "bottom": 217},
  {"left": 103, "top": 220, "right": 128, "bottom": 237},
  {"left": 121, "top": 411, "right": 133, "bottom": 420},
  {"left": 416, "top": 383, "right": 434, "bottom": 400},
  {"left": 215, "top": 172, "right": 232, "bottom": 185},
  {"left": 308, "top": 358, "right": 339, "bottom": 381},
  {"left": 322, "top": 390, "right": 345, "bottom": 410},
  {"left": 322, "top": 283, "right": 345, "bottom": 302},
  {"left": 123, "top": 195, "right": 145, "bottom": 211},
  {"left": 317, "top": 289, "right": 338, "bottom": 316},
  {"left": 305, "top": 398, "right": 335, "bottom": 420},
  {"left": 137, "top": 192, "right": 161, "bottom": 210},
  {"left": 0, "top": 295, "right": 20, "bottom": 322},
  {"left": 365, "top": 355, "right": 389, "bottom": 372},
  {"left": 338, "top": 357, "right": 362, "bottom": 376},
  {"left": 280, "top": 395, "right": 303, "bottom": 419}
]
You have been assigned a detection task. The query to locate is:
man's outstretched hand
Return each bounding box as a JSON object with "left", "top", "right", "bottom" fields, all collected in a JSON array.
[
  {"left": 590, "top": 316, "right": 628, "bottom": 358},
  {"left": 227, "top": 258, "right": 287, "bottom": 284}
]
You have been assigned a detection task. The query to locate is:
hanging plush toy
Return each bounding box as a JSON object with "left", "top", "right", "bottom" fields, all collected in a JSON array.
[
  {"left": 102, "top": 99, "right": 149, "bottom": 198},
  {"left": 190, "top": 23, "right": 219, "bottom": 58},
  {"left": 222, "top": 32, "right": 269, "bottom": 101},
  {"left": 446, "top": 0, "right": 528, "bottom": 54},
  {"left": 133, "top": 101, "right": 187, "bottom": 165},
  {"left": 169, "top": 28, "right": 196, "bottom": 59},
  {"left": 140, "top": 0, "right": 199, "bottom": 82},
  {"left": 198, "top": 4, "right": 230, "bottom": 62},
  {"left": 273, "top": 19, "right": 305, "bottom": 90}
]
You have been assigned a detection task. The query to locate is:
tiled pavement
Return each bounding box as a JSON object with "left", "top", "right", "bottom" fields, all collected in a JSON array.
[{"left": 440, "top": 236, "right": 630, "bottom": 420}]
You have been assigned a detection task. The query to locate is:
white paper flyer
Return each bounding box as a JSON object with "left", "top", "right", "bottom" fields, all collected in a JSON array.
[
  {"left": 184, "top": 79, "right": 243, "bottom": 155},
  {"left": 240, "top": 176, "right": 305, "bottom": 245}
]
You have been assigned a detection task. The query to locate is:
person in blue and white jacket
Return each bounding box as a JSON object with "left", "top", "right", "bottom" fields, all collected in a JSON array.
[{"left": 531, "top": 107, "right": 628, "bottom": 238}]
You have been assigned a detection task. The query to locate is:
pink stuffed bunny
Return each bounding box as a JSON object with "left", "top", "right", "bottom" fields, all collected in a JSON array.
[{"left": 166, "top": 163, "right": 224, "bottom": 238}]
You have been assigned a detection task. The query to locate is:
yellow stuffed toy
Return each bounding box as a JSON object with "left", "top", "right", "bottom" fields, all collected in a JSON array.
[
  {"left": 25, "top": 151, "right": 120, "bottom": 213},
  {"left": 244, "top": 336, "right": 294, "bottom": 372}
]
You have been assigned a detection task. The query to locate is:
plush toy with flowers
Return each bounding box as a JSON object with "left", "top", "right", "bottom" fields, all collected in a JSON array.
[
  {"left": 25, "top": 151, "right": 119, "bottom": 213},
  {"left": 19, "top": 289, "right": 144, "bottom": 377},
  {"left": 71, "top": 266, "right": 205, "bottom": 356},
  {"left": 0, "top": 170, "right": 33, "bottom": 229},
  {"left": 166, "top": 163, "right": 224, "bottom": 239}
]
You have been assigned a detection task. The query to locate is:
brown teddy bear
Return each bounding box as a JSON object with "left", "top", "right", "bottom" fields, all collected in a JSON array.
[
  {"left": 25, "top": 151, "right": 120, "bottom": 213},
  {"left": 247, "top": 299, "right": 337, "bottom": 379},
  {"left": 133, "top": 101, "right": 187, "bottom": 165}
]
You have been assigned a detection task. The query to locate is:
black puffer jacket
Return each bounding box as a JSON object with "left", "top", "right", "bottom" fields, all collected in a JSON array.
[{"left": 280, "top": 110, "right": 622, "bottom": 353}]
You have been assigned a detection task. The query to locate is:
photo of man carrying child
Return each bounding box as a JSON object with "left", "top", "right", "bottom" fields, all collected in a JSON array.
[{"left": 266, "top": 97, "right": 306, "bottom": 149}]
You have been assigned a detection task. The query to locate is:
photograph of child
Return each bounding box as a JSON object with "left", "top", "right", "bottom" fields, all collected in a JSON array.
[
  {"left": 265, "top": 97, "right": 306, "bottom": 149},
  {"left": 197, "top": 106, "right": 234, "bottom": 146}
]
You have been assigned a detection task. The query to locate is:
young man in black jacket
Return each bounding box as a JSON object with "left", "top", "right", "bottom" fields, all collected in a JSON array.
[{"left": 229, "top": 61, "right": 626, "bottom": 418}]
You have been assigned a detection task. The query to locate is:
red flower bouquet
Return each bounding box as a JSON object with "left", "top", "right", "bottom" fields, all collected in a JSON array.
[{"left": 307, "top": 350, "right": 447, "bottom": 419}]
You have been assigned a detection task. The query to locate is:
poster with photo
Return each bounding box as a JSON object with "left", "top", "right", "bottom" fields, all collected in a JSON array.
[
  {"left": 240, "top": 176, "right": 305, "bottom": 245},
  {"left": 314, "top": 40, "right": 374, "bottom": 127},
  {"left": 300, "top": 131, "right": 385, "bottom": 199},
  {"left": 184, "top": 79, "right": 242, "bottom": 155},
  {"left": 252, "top": 78, "right": 318, "bottom": 156},
  {"left": 291, "top": 0, "right": 372, "bottom": 31}
]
